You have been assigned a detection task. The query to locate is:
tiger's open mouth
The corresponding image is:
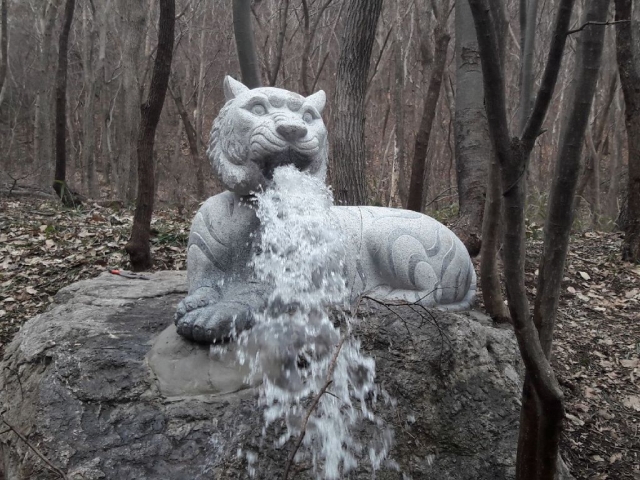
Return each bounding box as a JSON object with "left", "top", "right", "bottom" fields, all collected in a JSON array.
[{"left": 255, "top": 148, "right": 314, "bottom": 180}]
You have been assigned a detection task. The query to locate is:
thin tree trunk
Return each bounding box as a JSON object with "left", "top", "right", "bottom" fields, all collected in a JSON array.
[
  {"left": 81, "top": 1, "right": 97, "bottom": 197},
  {"left": 34, "top": 0, "right": 60, "bottom": 188},
  {"left": 268, "top": 0, "right": 289, "bottom": 86},
  {"left": 195, "top": 3, "right": 209, "bottom": 145},
  {"left": 95, "top": 0, "right": 109, "bottom": 190},
  {"left": 120, "top": 0, "right": 145, "bottom": 202},
  {"left": 0, "top": 0, "right": 8, "bottom": 110},
  {"left": 607, "top": 103, "right": 623, "bottom": 220},
  {"left": 574, "top": 72, "right": 617, "bottom": 220},
  {"left": 299, "top": 0, "right": 334, "bottom": 95},
  {"left": 615, "top": 0, "right": 640, "bottom": 262},
  {"left": 126, "top": 0, "right": 175, "bottom": 271},
  {"left": 527, "top": 5, "right": 609, "bottom": 480},
  {"left": 331, "top": 0, "right": 383, "bottom": 205},
  {"left": 392, "top": 3, "right": 405, "bottom": 207},
  {"left": 407, "top": 25, "right": 451, "bottom": 212},
  {"left": 454, "top": 0, "right": 491, "bottom": 256},
  {"left": 53, "top": 0, "right": 77, "bottom": 207},
  {"left": 169, "top": 82, "right": 204, "bottom": 200},
  {"left": 233, "top": 0, "right": 261, "bottom": 88},
  {"left": 467, "top": 0, "right": 577, "bottom": 478},
  {"left": 479, "top": 0, "right": 510, "bottom": 321},
  {"left": 592, "top": 140, "right": 601, "bottom": 228},
  {"left": 519, "top": 0, "right": 539, "bottom": 132},
  {"left": 480, "top": 157, "right": 511, "bottom": 322}
]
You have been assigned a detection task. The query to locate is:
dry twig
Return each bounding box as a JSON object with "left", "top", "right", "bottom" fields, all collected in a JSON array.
[{"left": 0, "top": 414, "right": 67, "bottom": 479}]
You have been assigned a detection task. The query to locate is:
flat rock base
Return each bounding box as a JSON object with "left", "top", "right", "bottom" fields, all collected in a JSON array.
[{"left": 0, "top": 272, "right": 569, "bottom": 479}]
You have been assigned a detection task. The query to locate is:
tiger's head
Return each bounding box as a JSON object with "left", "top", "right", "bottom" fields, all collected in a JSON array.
[{"left": 208, "top": 76, "right": 328, "bottom": 196}]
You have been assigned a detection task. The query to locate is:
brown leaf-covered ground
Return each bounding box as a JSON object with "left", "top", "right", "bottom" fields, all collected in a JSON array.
[{"left": 1, "top": 197, "right": 638, "bottom": 478}]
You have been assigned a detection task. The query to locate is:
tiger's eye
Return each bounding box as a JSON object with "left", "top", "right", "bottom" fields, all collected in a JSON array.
[
  {"left": 303, "top": 111, "right": 314, "bottom": 123},
  {"left": 252, "top": 104, "right": 267, "bottom": 116}
]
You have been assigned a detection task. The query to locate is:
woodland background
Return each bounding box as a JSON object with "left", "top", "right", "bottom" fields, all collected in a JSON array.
[
  {"left": 0, "top": 0, "right": 639, "bottom": 479},
  {"left": 0, "top": 0, "right": 634, "bottom": 229}
]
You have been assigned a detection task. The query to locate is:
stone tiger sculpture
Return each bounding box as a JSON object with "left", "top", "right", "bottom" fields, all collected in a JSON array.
[{"left": 175, "top": 76, "right": 476, "bottom": 343}]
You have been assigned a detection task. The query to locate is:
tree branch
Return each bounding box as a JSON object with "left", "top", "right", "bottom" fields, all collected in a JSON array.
[
  {"left": 1, "top": 415, "right": 67, "bottom": 479},
  {"left": 567, "top": 19, "right": 629, "bottom": 35},
  {"left": 521, "top": 0, "right": 576, "bottom": 151},
  {"left": 283, "top": 334, "right": 346, "bottom": 480}
]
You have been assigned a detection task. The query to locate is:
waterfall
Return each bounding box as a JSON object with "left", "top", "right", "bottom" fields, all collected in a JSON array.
[{"left": 228, "top": 165, "right": 393, "bottom": 478}]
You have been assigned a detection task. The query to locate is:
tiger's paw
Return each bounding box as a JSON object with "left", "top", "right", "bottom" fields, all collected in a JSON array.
[{"left": 175, "top": 300, "right": 255, "bottom": 344}]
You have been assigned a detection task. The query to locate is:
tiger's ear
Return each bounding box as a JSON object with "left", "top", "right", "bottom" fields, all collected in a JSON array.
[
  {"left": 223, "top": 76, "right": 249, "bottom": 101},
  {"left": 306, "top": 90, "right": 326, "bottom": 114}
]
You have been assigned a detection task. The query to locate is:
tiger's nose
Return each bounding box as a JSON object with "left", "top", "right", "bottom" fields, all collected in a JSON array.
[{"left": 276, "top": 123, "right": 307, "bottom": 141}]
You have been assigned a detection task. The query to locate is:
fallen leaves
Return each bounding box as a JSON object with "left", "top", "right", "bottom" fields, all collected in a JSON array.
[
  {"left": 0, "top": 197, "right": 189, "bottom": 354},
  {"left": 622, "top": 395, "right": 640, "bottom": 412},
  {"left": 525, "top": 231, "right": 640, "bottom": 479}
]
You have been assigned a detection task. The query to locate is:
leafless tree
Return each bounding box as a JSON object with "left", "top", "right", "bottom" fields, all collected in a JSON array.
[
  {"left": 33, "top": 0, "right": 60, "bottom": 188},
  {"left": 0, "top": 0, "right": 8, "bottom": 110},
  {"left": 126, "top": 0, "right": 175, "bottom": 270},
  {"left": 331, "top": 0, "right": 384, "bottom": 205},
  {"left": 468, "top": 0, "right": 573, "bottom": 476},
  {"left": 53, "top": 0, "right": 77, "bottom": 206},
  {"left": 233, "top": 0, "right": 262, "bottom": 88},
  {"left": 615, "top": 0, "right": 640, "bottom": 262},
  {"left": 453, "top": 0, "right": 490, "bottom": 257},
  {"left": 407, "top": 1, "right": 451, "bottom": 212},
  {"left": 478, "top": 0, "right": 510, "bottom": 323}
]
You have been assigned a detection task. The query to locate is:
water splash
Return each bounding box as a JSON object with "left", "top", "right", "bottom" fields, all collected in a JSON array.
[{"left": 230, "top": 166, "right": 392, "bottom": 478}]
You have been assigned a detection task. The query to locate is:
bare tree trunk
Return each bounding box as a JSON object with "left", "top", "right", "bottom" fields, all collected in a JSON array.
[
  {"left": 519, "top": 0, "right": 539, "bottom": 132},
  {"left": 300, "top": 0, "right": 334, "bottom": 95},
  {"left": 527, "top": 5, "right": 609, "bottom": 480},
  {"left": 615, "top": 0, "right": 640, "bottom": 262},
  {"left": 53, "top": 0, "right": 77, "bottom": 207},
  {"left": 95, "top": 0, "right": 109, "bottom": 189},
  {"left": 81, "top": 1, "right": 98, "bottom": 197},
  {"left": 195, "top": 3, "right": 209, "bottom": 145},
  {"left": 407, "top": 22, "right": 451, "bottom": 212},
  {"left": 478, "top": 0, "right": 510, "bottom": 321},
  {"left": 468, "top": 0, "right": 578, "bottom": 478},
  {"left": 34, "top": 0, "right": 60, "bottom": 188},
  {"left": 480, "top": 156, "right": 511, "bottom": 322},
  {"left": 331, "top": 0, "right": 383, "bottom": 205},
  {"left": 233, "top": 0, "right": 261, "bottom": 88},
  {"left": 126, "top": 0, "right": 175, "bottom": 271},
  {"left": 574, "top": 72, "right": 617, "bottom": 222},
  {"left": 169, "top": 82, "right": 205, "bottom": 200},
  {"left": 454, "top": 0, "right": 491, "bottom": 256},
  {"left": 0, "top": 0, "right": 8, "bottom": 110},
  {"left": 392, "top": 1, "right": 405, "bottom": 208},
  {"left": 120, "top": 0, "right": 145, "bottom": 202},
  {"left": 267, "top": 0, "right": 289, "bottom": 86},
  {"left": 607, "top": 99, "right": 623, "bottom": 220}
]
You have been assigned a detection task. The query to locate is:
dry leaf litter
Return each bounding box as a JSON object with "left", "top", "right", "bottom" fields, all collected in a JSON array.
[{"left": 0, "top": 198, "right": 638, "bottom": 479}]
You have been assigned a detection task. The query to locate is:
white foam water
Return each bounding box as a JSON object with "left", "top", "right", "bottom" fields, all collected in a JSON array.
[{"left": 230, "top": 166, "right": 392, "bottom": 478}]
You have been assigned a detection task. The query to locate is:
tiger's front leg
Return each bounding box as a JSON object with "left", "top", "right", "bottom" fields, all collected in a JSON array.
[{"left": 175, "top": 192, "right": 267, "bottom": 344}]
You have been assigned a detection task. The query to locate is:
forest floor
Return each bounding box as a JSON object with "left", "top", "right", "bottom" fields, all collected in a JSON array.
[{"left": 0, "top": 197, "right": 638, "bottom": 479}]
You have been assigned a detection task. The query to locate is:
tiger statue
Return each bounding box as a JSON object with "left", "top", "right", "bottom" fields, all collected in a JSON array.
[{"left": 175, "top": 76, "right": 476, "bottom": 343}]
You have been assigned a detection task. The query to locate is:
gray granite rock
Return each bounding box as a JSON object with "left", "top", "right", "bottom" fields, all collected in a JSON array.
[{"left": 0, "top": 272, "right": 571, "bottom": 479}]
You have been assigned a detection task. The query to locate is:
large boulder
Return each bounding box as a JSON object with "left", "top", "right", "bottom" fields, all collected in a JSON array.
[{"left": 0, "top": 272, "right": 560, "bottom": 479}]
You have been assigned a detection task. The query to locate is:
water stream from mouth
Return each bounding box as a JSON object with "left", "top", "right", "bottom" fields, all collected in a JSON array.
[{"left": 228, "top": 165, "right": 393, "bottom": 478}]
